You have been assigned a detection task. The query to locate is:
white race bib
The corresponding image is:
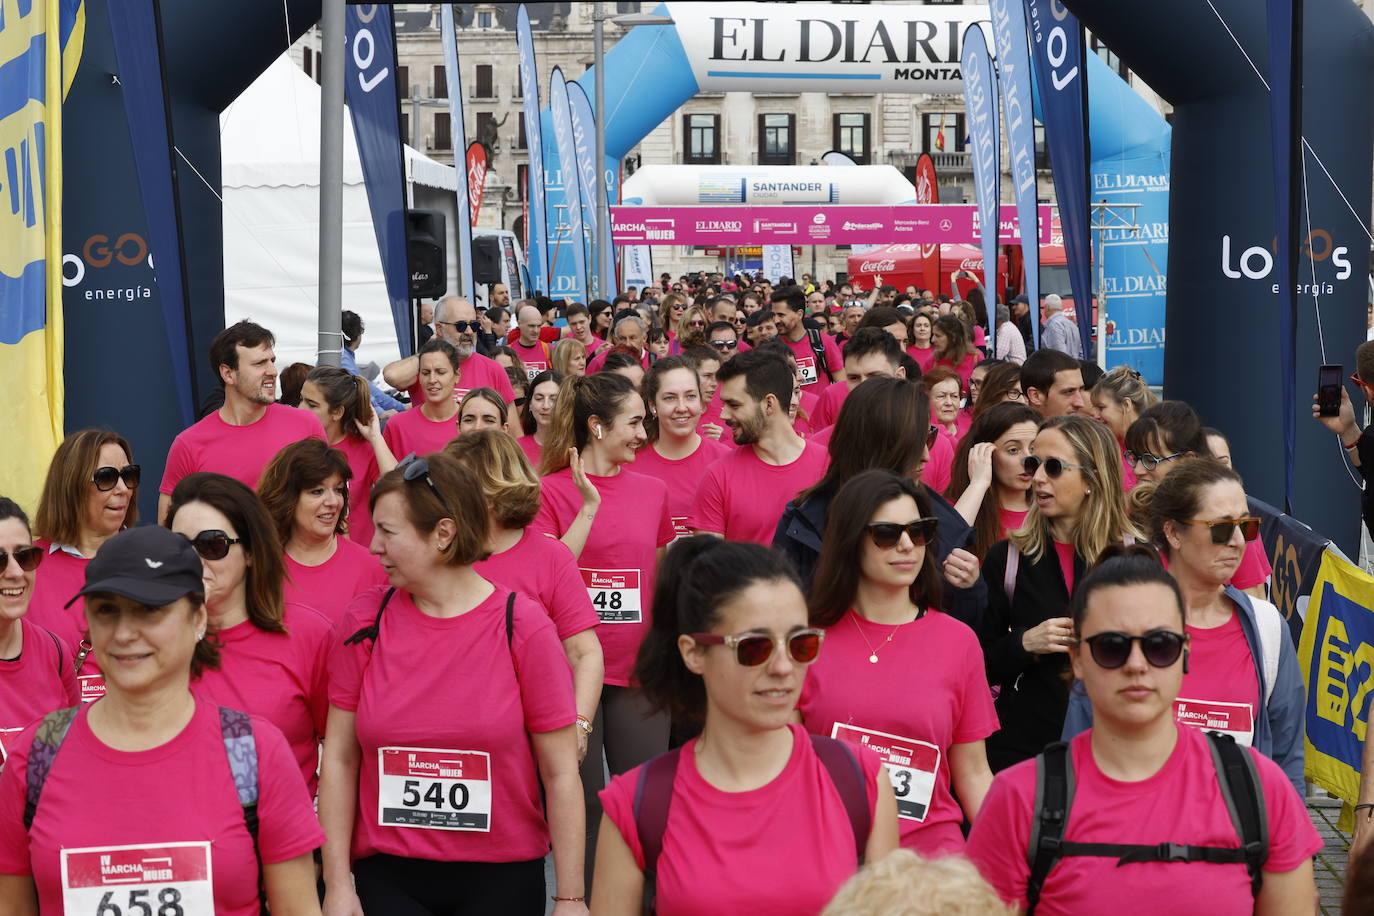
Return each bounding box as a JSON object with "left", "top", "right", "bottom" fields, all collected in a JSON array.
[
  {"left": 79, "top": 674, "right": 106, "bottom": 705},
  {"left": 378, "top": 747, "right": 492, "bottom": 832},
  {"left": 62, "top": 842, "right": 213, "bottom": 916},
  {"left": 1173, "top": 697, "right": 1255, "bottom": 746},
  {"left": 796, "top": 356, "right": 819, "bottom": 386},
  {"left": 832, "top": 723, "right": 940, "bottom": 822},
  {"left": 670, "top": 517, "right": 692, "bottom": 541},
  {"left": 582, "top": 568, "right": 643, "bottom": 624},
  {"left": 524, "top": 362, "right": 548, "bottom": 381}
]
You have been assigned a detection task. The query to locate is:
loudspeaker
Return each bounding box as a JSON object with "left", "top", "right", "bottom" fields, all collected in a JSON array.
[
  {"left": 406, "top": 209, "right": 446, "bottom": 298},
  {"left": 472, "top": 235, "right": 502, "bottom": 286}
]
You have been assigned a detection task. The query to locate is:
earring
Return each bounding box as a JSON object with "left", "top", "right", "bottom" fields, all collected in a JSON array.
[
  {"left": 196, "top": 630, "right": 206, "bottom": 641},
  {"left": 594, "top": 426, "right": 604, "bottom": 439},
  {"left": 437, "top": 543, "right": 449, "bottom": 552}
]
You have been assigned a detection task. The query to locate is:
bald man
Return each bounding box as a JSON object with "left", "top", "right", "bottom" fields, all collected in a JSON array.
[
  {"left": 511, "top": 304, "right": 554, "bottom": 379},
  {"left": 383, "top": 296, "right": 514, "bottom": 405}
]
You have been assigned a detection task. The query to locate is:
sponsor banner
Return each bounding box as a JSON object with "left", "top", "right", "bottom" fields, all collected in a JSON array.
[
  {"left": 990, "top": 0, "right": 1039, "bottom": 348},
  {"left": 516, "top": 5, "right": 548, "bottom": 292},
  {"left": 440, "top": 6, "right": 474, "bottom": 301},
  {"left": 567, "top": 81, "right": 614, "bottom": 299},
  {"left": 622, "top": 244, "right": 653, "bottom": 290},
  {"left": 960, "top": 23, "right": 1001, "bottom": 338},
  {"left": 611, "top": 204, "right": 1050, "bottom": 246},
  {"left": 761, "top": 245, "right": 794, "bottom": 284},
  {"left": 548, "top": 69, "right": 588, "bottom": 304},
  {"left": 1252, "top": 494, "right": 1331, "bottom": 645},
  {"left": 465, "top": 142, "right": 487, "bottom": 227},
  {"left": 1095, "top": 157, "right": 1169, "bottom": 382},
  {"left": 914, "top": 153, "right": 941, "bottom": 293}
]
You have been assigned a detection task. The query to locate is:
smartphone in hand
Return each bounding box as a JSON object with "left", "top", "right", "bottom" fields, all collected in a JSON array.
[{"left": 1318, "top": 364, "right": 1344, "bottom": 417}]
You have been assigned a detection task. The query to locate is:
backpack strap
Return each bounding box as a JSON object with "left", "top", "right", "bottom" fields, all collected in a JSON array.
[
  {"left": 344, "top": 587, "right": 397, "bottom": 647},
  {"left": 1003, "top": 542, "right": 1020, "bottom": 605},
  {"left": 808, "top": 734, "right": 871, "bottom": 865},
  {"left": 805, "top": 327, "right": 835, "bottom": 381},
  {"left": 632, "top": 747, "right": 683, "bottom": 914},
  {"left": 219, "top": 706, "right": 265, "bottom": 911},
  {"left": 1247, "top": 595, "right": 1283, "bottom": 707},
  {"left": 23, "top": 706, "right": 80, "bottom": 831},
  {"left": 506, "top": 592, "right": 516, "bottom": 649},
  {"left": 1026, "top": 741, "right": 1074, "bottom": 915},
  {"left": 1205, "top": 731, "right": 1268, "bottom": 897},
  {"left": 45, "top": 628, "right": 64, "bottom": 680}
]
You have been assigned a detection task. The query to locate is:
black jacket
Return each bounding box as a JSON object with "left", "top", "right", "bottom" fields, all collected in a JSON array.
[
  {"left": 772, "top": 484, "right": 987, "bottom": 632},
  {"left": 978, "top": 539, "right": 1086, "bottom": 772}
]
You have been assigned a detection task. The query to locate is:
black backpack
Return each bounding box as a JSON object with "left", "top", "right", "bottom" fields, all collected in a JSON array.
[
  {"left": 1025, "top": 730, "right": 1268, "bottom": 914},
  {"left": 345, "top": 587, "right": 516, "bottom": 649},
  {"left": 804, "top": 327, "right": 835, "bottom": 383}
]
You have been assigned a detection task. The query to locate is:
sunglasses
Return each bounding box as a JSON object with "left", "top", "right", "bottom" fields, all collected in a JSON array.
[
  {"left": 1023, "top": 456, "right": 1090, "bottom": 478},
  {"left": 1083, "top": 629, "right": 1187, "bottom": 669},
  {"left": 1351, "top": 373, "right": 1374, "bottom": 392},
  {"left": 927, "top": 425, "right": 940, "bottom": 450},
  {"left": 190, "top": 529, "right": 243, "bottom": 561},
  {"left": 1183, "top": 516, "right": 1261, "bottom": 544},
  {"left": 711, "top": 339, "right": 739, "bottom": 350},
  {"left": 439, "top": 320, "right": 480, "bottom": 333},
  {"left": 400, "top": 454, "right": 456, "bottom": 519},
  {"left": 1124, "top": 450, "right": 1183, "bottom": 471},
  {"left": 689, "top": 628, "right": 825, "bottom": 667},
  {"left": 92, "top": 464, "right": 141, "bottom": 492},
  {"left": 688, "top": 320, "right": 706, "bottom": 328},
  {"left": 866, "top": 518, "right": 938, "bottom": 549},
  {"left": 0, "top": 545, "right": 43, "bottom": 572}
]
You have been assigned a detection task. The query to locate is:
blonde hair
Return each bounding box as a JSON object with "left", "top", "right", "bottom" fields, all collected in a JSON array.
[
  {"left": 1093, "top": 365, "right": 1157, "bottom": 414},
  {"left": 1010, "top": 415, "right": 1143, "bottom": 564},
  {"left": 821, "top": 850, "right": 1014, "bottom": 916},
  {"left": 443, "top": 429, "right": 541, "bottom": 529},
  {"left": 676, "top": 305, "right": 710, "bottom": 348}
]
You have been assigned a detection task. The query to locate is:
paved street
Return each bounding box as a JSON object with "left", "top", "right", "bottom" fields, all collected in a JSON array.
[{"left": 1313, "top": 795, "right": 1351, "bottom": 914}]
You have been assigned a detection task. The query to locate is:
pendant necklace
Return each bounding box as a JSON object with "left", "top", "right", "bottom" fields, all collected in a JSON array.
[{"left": 851, "top": 610, "right": 903, "bottom": 664}]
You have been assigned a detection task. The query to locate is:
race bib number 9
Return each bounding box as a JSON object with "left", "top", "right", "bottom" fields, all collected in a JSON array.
[
  {"left": 1174, "top": 698, "right": 1255, "bottom": 746},
  {"left": 832, "top": 724, "right": 940, "bottom": 822},
  {"left": 62, "top": 842, "right": 212, "bottom": 916},
  {"left": 796, "top": 356, "right": 819, "bottom": 386},
  {"left": 378, "top": 747, "right": 492, "bottom": 831},
  {"left": 582, "top": 569, "right": 642, "bottom": 624}
]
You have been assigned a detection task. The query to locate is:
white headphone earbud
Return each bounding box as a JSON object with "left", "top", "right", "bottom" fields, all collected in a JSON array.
[{"left": 594, "top": 426, "right": 604, "bottom": 440}]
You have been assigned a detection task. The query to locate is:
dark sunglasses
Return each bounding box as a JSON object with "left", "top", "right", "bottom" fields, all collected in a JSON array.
[
  {"left": 1023, "top": 456, "right": 1090, "bottom": 478},
  {"left": 926, "top": 425, "right": 940, "bottom": 450},
  {"left": 400, "top": 454, "right": 456, "bottom": 518},
  {"left": 0, "top": 545, "right": 43, "bottom": 572},
  {"left": 690, "top": 628, "right": 825, "bottom": 667},
  {"left": 439, "top": 320, "right": 480, "bottom": 333},
  {"left": 1124, "top": 450, "right": 1183, "bottom": 471},
  {"left": 711, "top": 339, "right": 739, "bottom": 350},
  {"left": 92, "top": 464, "right": 141, "bottom": 492},
  {"left": 866, "top": 518, "right": 938, "bottom": 549},
  {"left": 190, "top": 529, "right": 243, "bottom": 561},
  {"left": 1083, "top": 629, "right": 1187, "bottom": 669},
  {"left": 688, "top": 320, "right": 706, "bottom": 328},
  {"left": 1184, "top": 517, "right": 1261, "bottom": 544}
]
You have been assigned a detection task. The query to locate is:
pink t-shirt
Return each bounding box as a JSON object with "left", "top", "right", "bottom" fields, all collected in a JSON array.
[
  {"left": 511, "top": 339, "right": 553, "bottom": 380},
  {"left": 516, "top": 433, "right": 542, "bottom": 470},
  {"left": 811, "top": 381, "right": 849, "bottom": 431},
  {"left": 381, "top": 403, "right": 458, "bottom": 458},
  {"left": 966, "top": 723, "right": 1321, "bottom": 915},
  {"left": 800, "top": 610, "right": 998, "bottom": 855},
  {"left": 689, "top": 441, "right": 830, "bottom": 545},
  {"left": 26, "top": 542, "right": 92, "bottom": 665},
  {"left": 0, "top": 696, "right": 325, "bottom": 915},
  {"left": 1175, "top": 609, "right": 1261, "bottom": 746},
  {"left": 908, "top": 345, "right": 937, "bottom": 373},
  {"left": 160, "top": 404, "right": 326, "bottom": 494},
  {"left": 937, "top": 352, "right": 977, "bottom": 388},
  {"left": 284, "top": 537, "right": 389, "bottom": 623},
  {"left": 1120, "top": 445, "right": 1139, "bottom": 492},
  {"left": 1230, "top": 539, "right": 1272, "bottom": 591},
  {"left": 599, "top": 724, "right": 883, "bottom": 916},
  {"left": 329, "top": 586, "right": 576, "bottom": 863},
  {"left": 405, "top": 352, "right": 516, "bottom": 406},
  {"left": 998, "top": 507, "right": 1030, "bottom": 539},
  {"left": 697, "top": 392, "right": 738, "bottom": 452},
  {"left": 474, "top": 529, "right": 599, "bottom": 640},
  {"left": 922, "top": 432, "right": 955, "bottom": 495},
  {"left": 0, "top": 619, "right": 79, "bottom": 760},
  {"left": 331, "top": 435, "right": 381, "bottom": 548},
  {"left": 629, "top": 438, "right": 730, "bottom": 539},
  {"left": 586, "top": 346, "right": 650, "bottom": 376},
  {"left": 782, "top": 332, "right": 844, "bottom": 393},
  {"left": 533, "top": 468, "right": 674, "bottom": 686},
  {"left": 1053, "top": 541, "right": 1077, "bottom": 595},
  {"left": 193, "top": 603, "right": 332, "bottom": 796},
  {"left": 794, "top": 388, "right": 820, "bottom": 437}
]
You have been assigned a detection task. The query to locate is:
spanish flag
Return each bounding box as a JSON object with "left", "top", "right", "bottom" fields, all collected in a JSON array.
[{"left": 0, "top": 0, "right": 84, "bottom": 513}]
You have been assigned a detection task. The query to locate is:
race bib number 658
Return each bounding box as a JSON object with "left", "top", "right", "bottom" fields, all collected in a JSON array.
[
  {"left": 378, "top": 747, "right": 492, "bottom": 832},
  {"left": 62, "top": 842, "right": 212, "bottom": 916}
]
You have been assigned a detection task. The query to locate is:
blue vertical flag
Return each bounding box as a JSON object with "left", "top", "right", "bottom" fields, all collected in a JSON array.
[
  {"left": 991, "top": 0, "right": 1042, "bottom": 353},
  {"left": 961, "top": 24, "right": 1001, "bottom": 345},
  {"left": 567, "top": 82, "right": 600, "bottom": 298},
  {"left": 548, "top": 68, "right": 588, "bottom": 304},
  {"left": 440, "top": 4, "right": 474, "bottom": 302},
  {"left": 516, "top": 5, "right": 548, "bottom": 294},
  {"left": 1024, "top": 0, "right": 1094, "bottom": 358}
]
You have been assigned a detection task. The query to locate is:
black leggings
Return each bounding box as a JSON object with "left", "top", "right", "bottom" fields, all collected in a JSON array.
[{"left": 352, "top": 854, "right": 545, "bottom": 915}]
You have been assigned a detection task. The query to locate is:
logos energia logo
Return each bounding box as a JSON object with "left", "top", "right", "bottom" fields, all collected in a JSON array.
[
  {"left": 1220, "top": 233, "right": 1351, "bottom": 283},
  {"left": 860, "top": 260, "right": 896, "bottom": 272},
  {"left": 812, "top": 213, "right": 827, "bottom": 225},
  {"left": 843, "top": 221, "right": 883, "bottom": 231}
]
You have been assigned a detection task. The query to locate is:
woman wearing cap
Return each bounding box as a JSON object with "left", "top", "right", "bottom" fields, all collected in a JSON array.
[
  {"left": 28, "top": 429, "right": 140, "bottom": 702},
  {"left": 318, "top": 452, "right": 585, "bottom": 915},
  {"left": 0, "top": 497, "right": 79, "bottom": 759},
  {"left": 0, "top": 526, "right": 325, "bottom": 915},
  {"left": 258, "top": 440, "right": 387, "bottom": 623},
  {"left": 801, "top": 471, "right": 995, "bottom": 856},
  {"left": 517, "top": 369, "right": 563, "bottom": 468},
  {"left": 167, "top": 473, "right": 333, "bottom": 797}
]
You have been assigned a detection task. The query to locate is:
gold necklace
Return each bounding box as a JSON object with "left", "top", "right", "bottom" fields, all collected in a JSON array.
[{"left": 850, "top": 611, "right": 903, "bottom": 664}]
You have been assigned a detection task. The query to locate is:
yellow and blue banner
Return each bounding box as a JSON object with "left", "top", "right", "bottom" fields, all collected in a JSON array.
[
  {"left": 0, "top": 0, "right": 83, "bottom": 514},
  {"left": 1298, "top": 549, "right": 1374, "bottom": 830}
]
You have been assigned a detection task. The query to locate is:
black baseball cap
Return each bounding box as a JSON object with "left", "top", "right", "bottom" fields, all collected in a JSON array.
[{"left": 65, "top": 526, "right": 205, "bottom": 609}]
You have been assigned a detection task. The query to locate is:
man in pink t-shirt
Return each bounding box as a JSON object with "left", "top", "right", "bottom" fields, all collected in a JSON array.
[
  {"left": 771, "top": 286, "right": 842, "bottom": 394},
  {"left": 811, "top": 328, "right": 908, "bottom": 430},
  {"left": 509, "top": 304, "right": 554, "bottom": 380},
  {"left": 382, "top": 297, "right": 515, "bottom": 404},
  {"left": 689, "top": 348, "right": 830, "bottom": 544},
  {"left": 158, "top": 321, "right": 326, "bottom": 522}
]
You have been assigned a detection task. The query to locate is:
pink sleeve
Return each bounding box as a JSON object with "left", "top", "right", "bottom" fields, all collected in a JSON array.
[
  {"left": 598, "top": 769, "right": 648, "bottom": 871},
  {"left": 0, "top": 726, "right": 34, "bottom": 874},
  {"left": 923, "top": 437, "right": 953, "bottom": 495},
  {"left": 954, "top": 626, "right": 1000, "bottom": 743},
  {"left": 547, "top": 547, "right": 599, "bottom": 638},
  {"left": 381, "top": 416, "right": 403, "bottom": 458},
  {"left": 531, "top": 478, "right": 572, "bottom": 538},
  {"left": 327, "top": 592, "right": 386, "bottom": 711},
  {"left": 688, "top": 464, "right": 727, "bottom": 534},
  {"left": 1254, "top": 750, "right": 1323, "bottom": 871},
  {"left": 159, "top": 430, "right": 196, "bottom": 495},
  {"left": 303, "top": 411, "right": 328, "bottom": 442},
  {"left": 1229, "top": 539, "right": 1272, "bottom": 591},
  {"left": 299, "top": 610, "right": 332, "bottom": 740},
  {"left": 492, "top": 366, "right": 515, "bottom": 403},
  {"left": 509, "top": 598, "right": 577, "bottom": 733},
  {"left": 823, "top": 335, "right": 843, "bottom": 374},
  {"left": 251, "top": 716, "right": 327, "bottom": 863},
  {"left": 965, "top": 770, "right": 1034, "bottom": 908},
  {"left": 655, "top": 490, "right": 675, "bottom": 548}
]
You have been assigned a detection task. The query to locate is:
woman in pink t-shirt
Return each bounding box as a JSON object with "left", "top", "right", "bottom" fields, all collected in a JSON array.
[
  {"left": 517, "top": 369, "right": 563, "bottom": 469},
  {"left": 1091, "top": 366, "right": 1157, "bottom": 493},
  {"left": 631, "top": 356, "right": 729, "bottom": 540},
  {"left": 802, "top": 471, "right": 996, "bottom": 856},
  {"left": 28, "top": 429, "right": 141, "bottom": 700},
  {"left": 906, "top": 311, "right": 936, "bottom": 373},
  {"left": 932, "top": 315, "right": 977, "bottom": 388},
  {"left": 967, "top": 550, "right": 1320, "bottom": 914},
  {"left": 457, "top": 386, "right": 512, "bottom": 435},
  {"left": 258, "top": 440, "right": 388, "bottom": 623},
  {"left": 925, "top": 366, "right": 971, "bottom": 444},
  {"left": 381, "top": 338, "right": 462, "bottom": 459},
  {"left": 0, "top": 526, "right": 324, "bottom": 915},
  {"left": 946, "top": 403, "right": 1041, "bottom": 561},
  {"left": 167, "top": 474, "right": 332, "bottom": 796},
  {"left": 317, "top": 453, "right": 584, "bottom": 914},
  {"left": 299, "top": 367, "right": 398, "bottom": 548},
  {"left": 594, "top": 538, "right": 899, "bottom": 914}
]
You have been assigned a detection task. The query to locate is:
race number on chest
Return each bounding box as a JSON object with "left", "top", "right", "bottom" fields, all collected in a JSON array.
[
  {"left": 62, "top": 842, "right": 213, "bottom": 916},
  {"left": 795, "top": 356, "right": 819, "bottom": 386},
  {"left": 832, "top": 724, "right": 939, "bottom": 822},
  {"left": 378, "top": 747, "right": 493, "bottom": 831},
  {"left": 1173, "top": 698, "right": 1255, "bottom": 746},
  {"left": 581, "top": 568, "right": 642, "bottom": 624}
]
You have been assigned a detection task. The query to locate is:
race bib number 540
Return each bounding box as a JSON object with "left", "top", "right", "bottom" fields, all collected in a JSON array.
[
  {"left": 378, "top": 747, "right": 492, "bottom": 832},
  {"left": 62, "top": 842, "right": 212, "bottom": 916},
  {"left": 832, "top": 724, "right": 940, "bottom": 822}
]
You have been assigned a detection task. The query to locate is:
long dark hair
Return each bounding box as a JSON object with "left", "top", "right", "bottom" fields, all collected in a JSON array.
[
  {"left": 800, "top": 377, "right": 929, "bottom": 502},
  {"left": 810, "top": 470, "right": 943, "bottom": 626},
  {"left": 945, "top": 402, "right": 1042, "bottom": 561},
  {"left": 304, "top": 366, "right": 374, "bottom": 442},
  {"left": 539, "top": 372, "right": 639, "bottom": 476}
]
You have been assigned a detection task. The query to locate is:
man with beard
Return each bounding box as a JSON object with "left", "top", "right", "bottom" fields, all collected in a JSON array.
[
  {"left": 687, "top": 348, "right": 829, "bottom": 544},
  {"left": 158, "top": 320, "right": 325, "bottom": 522},
  {"left": 382, "top": 296, "right": 514, "bottom": 403}
]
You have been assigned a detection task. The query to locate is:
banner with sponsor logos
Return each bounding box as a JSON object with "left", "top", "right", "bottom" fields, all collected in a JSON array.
[
  {"left": 960, "top": 23, "right": 1002, "bottom": 340},
  {"left": 622, "top": 244, "right": 652, "bottom": 291},
  {"left": 1251, "top": 495, "right": 1331, "bottom": 645},
  {"left": 913, "top": 154, "right": 941, "bottom": 294},
  {"left": 440, "top": 5, "right": 474, "bottom": 302},
  {"left": 466, "top": 141, "right": 487, "bottom": 227},
  {"left": 567, "top": 81, "right": 607, "bottom": 299},
  {"left": 516, "top": 5, "right": 548, "bottom": 293},
  {"left": 611, "top": 204, "right": 1051, "bottom": 246},
  {"left": 548, "top": 68, "right": 588, "bottom": 305},
  {"left": 761, "top": 245, "right": 794, "bottom": 284}
]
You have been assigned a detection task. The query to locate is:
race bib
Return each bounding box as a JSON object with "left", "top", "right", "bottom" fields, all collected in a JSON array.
[
  {"left": 524, "top": 362, "right": 548, "bottom": 381},
  {"left": 832, "top": 723, "right": 939, "bottom": 822},
  {"left": 796, "top": 356, "right": 819, "bottom": 386},
  {"left": 62, "top": 842, "right": 213, "bottom": 916},
  {"left": 670, "top": 517, "right": 692, "bottom": 540},
  {"left": 1174, "top": 697, "right": 1255, "bottom": 746},
  {"left": 79, "top": 674, "right": 107, "bottom": 704},
  {"left": 582, "top": 568, "right": 642, "bottom": 624},
  {"left": 453, "top": 387, "right": 473, "bottom": 404},
  {"left": 0, "top": 727, "right": 21, "bottom": 766},
  {"left": 378, "top": 747, "right": 492, "bottom": 831}
]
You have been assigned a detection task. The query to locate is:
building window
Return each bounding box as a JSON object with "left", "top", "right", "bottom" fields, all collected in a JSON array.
[
  {"left": 517, "top": 118, "right": 527, "bottom": 149},
  {"left": 1090, "top": 35, "right": 1127, "bottom": 79},
  {"left": 477, "top": 10, "right": 493, "bottom": 28},
  {"left": 433, "top": 65, "right": 447, "bottom": 99},
  {"left": 400, "top": 112, "right": 411, "bottom": 146},
  {"left": 434, "top": 112, "right": 452, "bottom": 150},
  {"left": 475, "top": 64, "right": 494, "bottom": 99},
  {"left": 920, "top": 112, "right": 964, "bottom": 154},
  {"left": 833, "top": 112, "right": 870, "bottom": 164},
  {"left": 683, "top": 113, "right": 720, "bottom": 164},
  {"left": 475, "top": 111, "right": 496, "bottom": 151},
  {"left": 517, "top": 163, "right": 528, "bottom": 201},
  {"left": 397, "top": 65, "right": 409, "bottom": 97},
  {"left": 758, "top": 113, "right": 795, "bottom": 165},
  {"left": 515, "top": 68, "right": 524, "bottom": 99},
  {"left": 1033, "top": 124, "right": 1049, "bottom": 170}
]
